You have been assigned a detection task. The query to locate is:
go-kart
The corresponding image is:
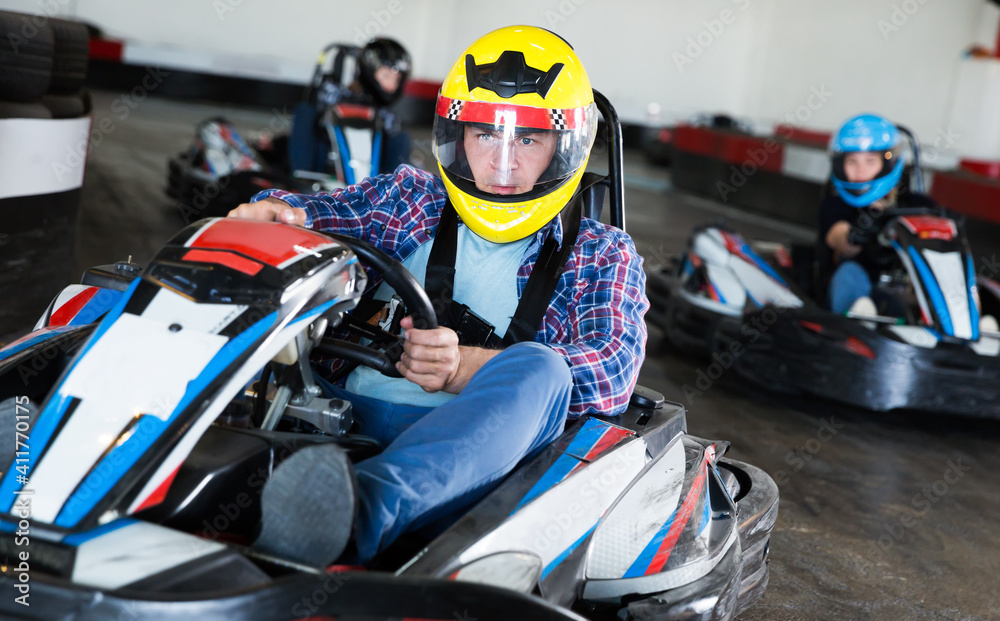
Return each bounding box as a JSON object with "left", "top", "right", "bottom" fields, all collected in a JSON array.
[
  {"left": 251, "top": 42, "right": 404, "bottom": 198},
  {"left": 168, "top": 43, "right": 393, "bottom": 221},
  {"left": 647, "top": 200, "right": 1000, "bottom": 417},
  {"left": 166, "top": 117, "right": 326, "bottom": 222},
  {"left": 0, "top": 94, "right": 777, "bottom": 621}
]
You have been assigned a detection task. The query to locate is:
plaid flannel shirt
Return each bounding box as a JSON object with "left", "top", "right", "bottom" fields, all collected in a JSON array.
[{"left": 253, "top": 165, "right": 648, "bottom": 417}]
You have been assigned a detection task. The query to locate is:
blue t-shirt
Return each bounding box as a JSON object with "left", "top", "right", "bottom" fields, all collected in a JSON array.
[{"left": 345, "top": 226, "right": 533, "bottom": 407}]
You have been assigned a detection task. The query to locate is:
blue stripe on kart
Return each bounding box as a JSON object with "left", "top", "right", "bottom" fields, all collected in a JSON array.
[
  {"left": 564, "top": 418, "right": 614, "bottom": 460},
  {"left": 737, "top": 240, "right": 788, "bottom": 287},
  {"left": 54, "top": 309, "right": 279, "bottom": 527},
  {"left": 682, "top": 257, "right": 694, "bottom": 277},
  {"left": 334, "top": 125, "right": 354, "bottom": 186},
  {"left": 514, "top": 419, "right": 611, "bottom": 510},
  {"left": 370, "top": 130, "right": 383, "bottom": 178},
  {"left": 0, "top": 279, "right": 139, "bottom": 513},
  {"left": 908, "top": 247, "right": 954, "bottom": 336},
  {"left": 515, "top": 453, "right": 580, "bottom": 512},
  {"left": 541, "top": 523, "right": 598, "bottom": 581},
  {"left": 69, "top": 289, "right": 124, "bottom": 326},
  {"left": 624, "top": 507, "right": 678, "bottom": 578},
  {"left": 0, "top": 326, "right": 78, "bottom": 363},
  {"left": 967, "top": 254, "right": 980, "bottom": 341},
  {"left": 709, "top": 281, "right": 727, "bottom": 305},
  {"left": 697, "top": 478, "right": 711, "bottom": 536},
  {"left": 61, "top": 518, "right": 137, "bottom": 546}
]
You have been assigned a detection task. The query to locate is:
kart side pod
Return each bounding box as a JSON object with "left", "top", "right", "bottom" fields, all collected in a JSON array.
[{"left": 0, "top": 218, "right": 364, "bottom": 533}]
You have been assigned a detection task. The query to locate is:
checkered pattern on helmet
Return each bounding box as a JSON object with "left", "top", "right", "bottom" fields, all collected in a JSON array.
[
  {"left": 446, "top": 99, "right": 464, "bottom": 121},
  {"left": 549, "top": 109, "right": 567, "bottom": 130}
]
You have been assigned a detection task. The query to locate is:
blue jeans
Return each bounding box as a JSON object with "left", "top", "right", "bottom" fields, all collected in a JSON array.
[
  {"left": 828, "top": 260, "right": 872, "bottom": 314},
  {"left": 316, "top": 342, "right": 572, "bottom": 562}
]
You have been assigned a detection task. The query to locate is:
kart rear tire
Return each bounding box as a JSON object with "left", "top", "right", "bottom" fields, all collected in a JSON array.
[
  {"left": 0, "top": 11, "right": 55, "bottom": 101},
  {"left": 47, "top": 18, "right": 89, "bottom": 95}
]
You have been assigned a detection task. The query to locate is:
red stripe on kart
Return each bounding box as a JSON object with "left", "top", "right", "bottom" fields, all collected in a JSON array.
[
  {"left": 799, "top": 320, "right": 824, "bottom": 334},
  {"left": 50, "top": 287, "right": 99, "bottom": 327},
  {"left": 898, "top": 216, "right": 957, "bottom": 241},
  {"left": 183, "top": 249, "right": 264, "bottom": 276},
  {"left": 566, "top": 426, "right": 634, "bottom": 477},
  {"left": 334, "top": 103, "right": 376, "bottom": 121},
  {"left": 842, "top": 336, "right": 876, "bottom": 360},
  {"left": 644, "top": 464, "right": 707, "bottom": 575},
  {"left": 189, "top": 219, "right": 333, "bottom": 268},
  {"left": 582, "top": 426, "right": 633, "bottom": 461},
  {"left": 133, "top": 465, "right": 180, "bottom": 512}
]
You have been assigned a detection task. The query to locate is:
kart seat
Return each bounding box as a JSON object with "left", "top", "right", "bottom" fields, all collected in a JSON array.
[{"left": 580, "top": 171, "right": 609, "bottom": 222}]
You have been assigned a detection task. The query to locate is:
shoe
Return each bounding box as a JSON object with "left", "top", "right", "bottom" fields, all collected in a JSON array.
[
  {"left": 254, "top": 444, "right": 357, "bottom": 567},
  {"left": 981, "top": 314, "right": 998, "bottom": 334},
  {"left": 847, "top": 296, "right": 877, "bottom": 317}
]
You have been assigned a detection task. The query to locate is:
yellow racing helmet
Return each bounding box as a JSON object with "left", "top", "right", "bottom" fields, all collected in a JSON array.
[{"left": 432, "top": 26, "right": 598, "bottom": 243}]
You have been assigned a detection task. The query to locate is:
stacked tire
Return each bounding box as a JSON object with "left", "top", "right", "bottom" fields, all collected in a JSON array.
[
  {"left": 42, "top": 17, "right": 91, "bottom": 118},
  {"left": 0, "top": 11, "right": 92, "bottom": 341},
  {"left": 0, "top": 10, "right": 55, "bottom": 119},
  {"left": 0, "top": 11, "right": 89, "bottom": 119}
]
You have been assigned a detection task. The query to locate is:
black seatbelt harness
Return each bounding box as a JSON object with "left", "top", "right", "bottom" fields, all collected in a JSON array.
[{"left": 425, "top": 190, "right": 584, "bottom": 348}]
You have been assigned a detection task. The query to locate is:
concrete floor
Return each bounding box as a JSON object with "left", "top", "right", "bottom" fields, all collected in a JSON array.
[{"left": 49, "top": 91, "right": 1000, "bottom": 619}]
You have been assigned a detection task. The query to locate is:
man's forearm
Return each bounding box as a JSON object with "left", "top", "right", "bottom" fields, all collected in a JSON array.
[{"left": 447, "top": 346, "right": 503, "bottom": 394}]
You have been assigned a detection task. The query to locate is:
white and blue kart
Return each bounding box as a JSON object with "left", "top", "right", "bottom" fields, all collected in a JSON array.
[
  {"left": 647, "top": 207, "right": 1000, "bottom": 417},
  {"left": 0, "top": 215, "right": 778, "bottom": 620}
]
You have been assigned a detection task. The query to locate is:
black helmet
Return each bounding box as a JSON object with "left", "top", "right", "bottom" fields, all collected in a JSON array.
[{"left": 358, "top": 38, "right": 411, "bottom": 106}]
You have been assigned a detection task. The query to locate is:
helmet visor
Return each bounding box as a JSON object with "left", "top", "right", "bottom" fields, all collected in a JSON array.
[
  {"left": 433, "top": 97, "right": 597, "bottom": 197},
  {"left": 830, "top": 146, "right": 901, "bottom": 196}
]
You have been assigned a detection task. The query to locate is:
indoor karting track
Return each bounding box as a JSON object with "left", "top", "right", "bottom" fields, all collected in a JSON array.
[{"left": 54, "top": 92, "right": 1000, "bottom": 620}]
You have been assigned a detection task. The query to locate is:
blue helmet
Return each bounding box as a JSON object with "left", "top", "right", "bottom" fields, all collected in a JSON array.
[{"left": 829, "top": 114, "right": 904, "bottom": 208}]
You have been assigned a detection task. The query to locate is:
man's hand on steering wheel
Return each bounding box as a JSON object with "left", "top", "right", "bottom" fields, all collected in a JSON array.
[
  {"left": 229, "top": 197, "right": 307, "bottom": 226},
  {"left": 396, "top": 316, "right": 503, "bottom": 395},
  {"left": 396, "top": 316, "right": 462, "bottom": 393}
]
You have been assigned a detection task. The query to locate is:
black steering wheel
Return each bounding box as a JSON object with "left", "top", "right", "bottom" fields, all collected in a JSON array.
[
  {"left": 847, "top": 205, "right": 941, "bottom": 246},
  {"left": 311, "top": 232, "right": 437, "bottom": 377}
]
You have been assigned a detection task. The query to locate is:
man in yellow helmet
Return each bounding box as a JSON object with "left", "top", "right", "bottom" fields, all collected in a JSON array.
[{"left": 231, "top": 26, "right": 648, "bottom": 566}]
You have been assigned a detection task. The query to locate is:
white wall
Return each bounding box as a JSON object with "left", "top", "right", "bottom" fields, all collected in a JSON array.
[{"left": 3, "top": 0, "right": 998, "bottom": 156}]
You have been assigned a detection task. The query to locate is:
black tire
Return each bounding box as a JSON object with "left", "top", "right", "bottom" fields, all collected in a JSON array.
[
  {"left": 47, "top": 18, "right": 89, "bottom": 95},
  {"left": 0, "top": 99, "right": 52, "bottom": 119},
  {"left": 0, "top": 10, "right": 54, "bottom": 101},
  {"left": 41, "top": 91, "right": 87, "bottom": 118},
  {"left": 716, "top": 458, "right": 779, "bottom": 616}
]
